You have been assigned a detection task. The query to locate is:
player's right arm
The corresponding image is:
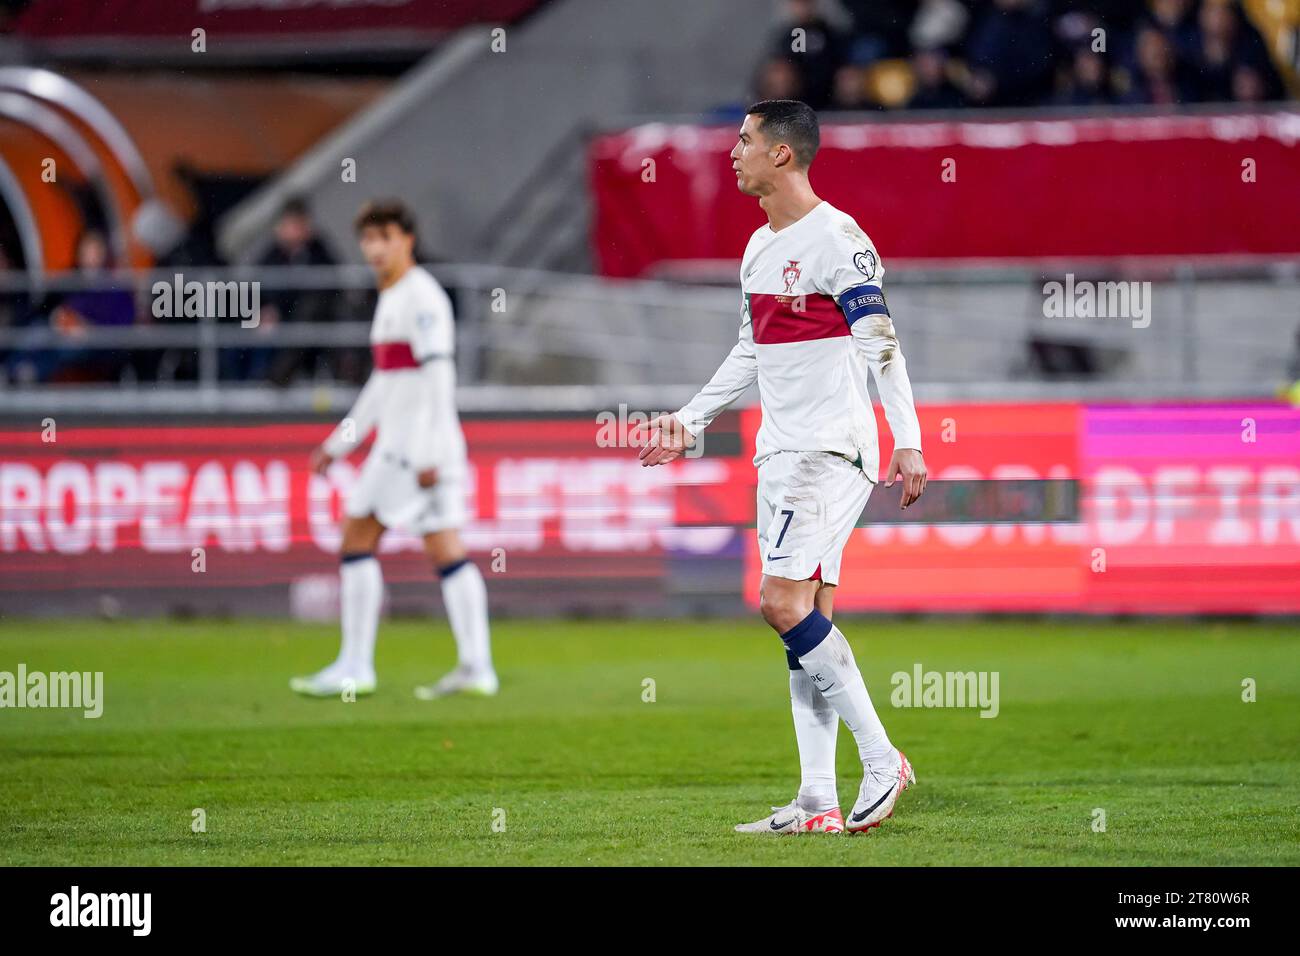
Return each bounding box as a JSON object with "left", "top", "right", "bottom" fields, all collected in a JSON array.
[
  {"left": 311, "top": 374, "right": 385, "bottom": 474},
  {"left": 639, "top": 304, "right": 757, "bottom": 466}
]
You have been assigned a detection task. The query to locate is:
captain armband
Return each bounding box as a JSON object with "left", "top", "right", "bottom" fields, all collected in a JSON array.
[{"left": 837, "top": 284, "right": 889, "bottom": 327}]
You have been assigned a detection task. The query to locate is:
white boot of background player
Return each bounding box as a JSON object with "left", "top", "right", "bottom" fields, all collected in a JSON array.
[
  {"left": 290, "top": 553, "right": 381, "bottom": 697},
  {"left": 414, "top": 559, "right": 498, "bottom": 699}
]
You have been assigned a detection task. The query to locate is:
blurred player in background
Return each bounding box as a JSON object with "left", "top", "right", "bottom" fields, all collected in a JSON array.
[
  {"left": 638, "top": 100, "right": 926, "bottom": 835},
  {"left": 291, "top": 200, "right": 497, "bottom": 700}
]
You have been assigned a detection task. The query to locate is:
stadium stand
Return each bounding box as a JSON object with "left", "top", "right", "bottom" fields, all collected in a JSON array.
[
  {"left": 0, "top": 0, "right": 1297, "bottom": 402},
  {"left": 752, "top": 0, "right": 1296, "bottom": 111}
]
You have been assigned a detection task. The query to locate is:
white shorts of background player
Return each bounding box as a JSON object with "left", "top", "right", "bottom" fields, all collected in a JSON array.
[{"left": 344, "top": 450, "right": 467, "bottom": 535}]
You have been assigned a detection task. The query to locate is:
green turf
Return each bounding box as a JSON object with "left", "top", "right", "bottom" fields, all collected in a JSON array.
[{"left": 0, "top": 616, "right": 1296, "bottom": 866}]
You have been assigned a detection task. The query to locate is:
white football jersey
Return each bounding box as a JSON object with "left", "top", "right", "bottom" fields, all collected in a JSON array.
[
  {"left": 323, "top": 265, "right": 467, "bottom": 475},
  {"left": 676, "top": 201, "right": 921, "bottom": 480}
]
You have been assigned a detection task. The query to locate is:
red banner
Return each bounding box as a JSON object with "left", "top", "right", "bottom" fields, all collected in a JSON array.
[
  {"left": 590, "top": 113, "right": 1300, "bottom": 277},
  {"left": 0, "top": 414, "right": 750, "bottom": 615},
  {"left": 3, "top": 403, "right": 1298, "bottom": 615},
  {"left": 17, "top": 0, "right": 540, "bottom": 42},
  {"left": 741, "top": 401, "right": 1300, "bottom": 614}
]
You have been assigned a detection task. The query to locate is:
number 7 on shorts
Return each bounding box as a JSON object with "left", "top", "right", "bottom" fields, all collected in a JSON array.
[{"left": 774, "top": 508, "right": 794, "bottom": 549}]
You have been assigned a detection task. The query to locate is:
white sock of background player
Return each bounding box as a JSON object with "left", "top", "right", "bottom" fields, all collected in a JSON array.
[
  {"left": 439, "top": 560, "right": 493, "bottom": 675},
  {"left": 783, "top": 610, "right": 895, "bottom": 769},
  {"left": 339, "top": 553, "right": 383, "bottom": 678},
  {"left": 788, "top": 652, "right": 840, "bottom": 812}
]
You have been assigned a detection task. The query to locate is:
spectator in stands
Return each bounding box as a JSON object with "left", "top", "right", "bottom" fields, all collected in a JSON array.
[
  {"left": 757, "top": 0, "right": 1296, "bottom": 113},
  {"left": 910, "top": 0, "right": 969, "bottom": 53},
  {"left": 765, "top": 0, "right": 846, "bottom": 109},
  {"left": 1191, "top": 0, "right": 1283, "bottom": 103},
  {"left": 150, "top": 160, "right": 231, "bottom": 383},
  {"left": 8, "top": 229, "right": 135, "bottom": 384},
  {"left": 1119, "top": 26, "right": 1197, "bottom": 104},
  {"left": 1231, "top": 62, "right": 1269, "bottom": 102},
  {"left": 52, "top": 231, "right": 134, "bottom": 382},
  {"left": 1057, "top": 0, "right": 1143, "bottom": 35},
  {"left": 229, "top": 196, "right": 341, "bottom": 386},
  {"left": 1055, "top": 45, "right": 1115, "bottom": 106},
  {"left": 829, "top": 64, "right": 872, "bottom": 110},
  {"left": 157, "top": 160, "right": 228, "bottom": 269},
  {"left": 906, "top": 46, "right": 966, "bottom": 109},
  {"left": 839, "top": 0, "right": 918, "bottom": 64},
  {"left": 258, "top": 197, "right": 338, "bottom": 308},
  {"left": 753, "top": 56, "right": 805, "bottom": 102},
  {"left": 1146, "top": 0, "right": 1202, "bottom": 65},
  {"left": 963, "top": 0, "right": 1057, "bottom": 107}
]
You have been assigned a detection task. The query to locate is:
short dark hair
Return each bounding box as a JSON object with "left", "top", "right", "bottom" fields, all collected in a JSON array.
[
  {"left": 745, "top": 99, "right": 820, "bottom": 168},
  {"left": 279, "top": 196, "right": 311, "bottom": 220},
  {"left": 353, "top": 199, "right": 417, "bottom": 237}
]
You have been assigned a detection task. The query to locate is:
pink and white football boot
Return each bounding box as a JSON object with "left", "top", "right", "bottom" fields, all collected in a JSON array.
[
  {"left": 846, "top": 749, "right": 915, "bottom": 835},
  {"left": 735, "top": 800, "right": 845, "bottom": 835}
]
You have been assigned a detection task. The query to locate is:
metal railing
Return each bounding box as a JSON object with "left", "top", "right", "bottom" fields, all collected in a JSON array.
[{"left": 1, "top": 260, "right": 1297, "bottom": 414}]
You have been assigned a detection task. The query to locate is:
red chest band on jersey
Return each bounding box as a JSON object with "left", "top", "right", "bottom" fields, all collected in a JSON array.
[
  {"left": 371, "top": 342, "right": 420, "bottom": 370},
  {"left": 749, "top": 292, "right": 849, "bottom": 345}
]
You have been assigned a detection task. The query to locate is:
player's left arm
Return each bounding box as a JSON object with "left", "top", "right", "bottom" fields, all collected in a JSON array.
[
  {"left": 825, "top": 228, "right": 927, "bottom": 508},
  {"left": 405, "top": 291, "right": 457, "bottom": 488},
  {"left": 850, "top": 307, "right": 926, "bottom": 509},
  {"left": 405, "top": 358, "right": 456, "bottom": 487}
]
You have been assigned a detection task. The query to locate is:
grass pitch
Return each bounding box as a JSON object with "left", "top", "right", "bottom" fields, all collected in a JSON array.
[{"left": 1, "top": 616, "right": 1296, "bottom": 866}]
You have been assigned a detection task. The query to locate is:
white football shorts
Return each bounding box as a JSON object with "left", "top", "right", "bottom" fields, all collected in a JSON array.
[
  {"left": 757, "top": 450, "right": 873, "bottom": 585},
  {"left": 345, "top": 450, "right": 467, "bottom": 534}
]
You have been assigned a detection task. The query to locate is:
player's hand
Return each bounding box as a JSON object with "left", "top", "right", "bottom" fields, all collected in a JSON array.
[
  {"left": 309, "top": 446, "right": 333, "bottom": 476},
  {"left": 416, "top": 467, "right": 439, "bottom": 489},
  {"left": 885, "top": 448, "right": 927, "bottom": 510},
  {"left": 635, "top": 414, "right": 695, "bottom": 467}
]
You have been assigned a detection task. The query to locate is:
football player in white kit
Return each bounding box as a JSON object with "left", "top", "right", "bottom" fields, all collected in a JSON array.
[
  {"left": 638, "top": 101, "right": 927, "bottom": 835},
  {"left": 291, "top": 201, "right": 496, "bottom": 700}
]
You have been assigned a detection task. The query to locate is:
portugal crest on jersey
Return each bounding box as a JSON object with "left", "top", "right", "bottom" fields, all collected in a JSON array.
[{"left": 782, "top": 260, "right": 801, "bottom": 294}]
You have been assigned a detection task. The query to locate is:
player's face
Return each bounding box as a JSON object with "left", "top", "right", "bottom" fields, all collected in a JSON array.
[
  {"left": 731, "top": 115, "right": 776, "bottom": 196},
  {"left": 357, "top": 224, "right": 414, "bottom": 278}
]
